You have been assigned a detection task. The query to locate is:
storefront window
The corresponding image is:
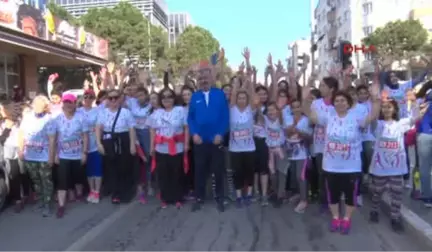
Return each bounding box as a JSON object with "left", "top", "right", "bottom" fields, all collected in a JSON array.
[{"left": 0, "top": 54, "right": 20, "bottom": 97}]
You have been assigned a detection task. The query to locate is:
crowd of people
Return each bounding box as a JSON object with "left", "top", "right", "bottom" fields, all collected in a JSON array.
[{"left": 0, "top": 47, "right": 431, "bottom": 236}]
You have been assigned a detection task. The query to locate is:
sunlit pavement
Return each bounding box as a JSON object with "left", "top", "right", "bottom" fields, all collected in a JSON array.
[{"left": 0, "top": 197, "right": 426, "bottom": 251}]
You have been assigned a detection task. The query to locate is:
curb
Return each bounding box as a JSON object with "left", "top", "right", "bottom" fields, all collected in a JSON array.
[{"left": 379, "top": 192, "right": 432, "bottom": 249}]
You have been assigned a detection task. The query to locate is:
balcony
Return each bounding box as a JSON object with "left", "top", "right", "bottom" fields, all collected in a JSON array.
[
  {"left": 328, "top": 25, "right": 337, "bottom": 40},
  {"left": 328, "top": 37, "right": 337, "bottom": 49},
  {"left": 327, "top": 8, "right": 336, "bottom": 23}
]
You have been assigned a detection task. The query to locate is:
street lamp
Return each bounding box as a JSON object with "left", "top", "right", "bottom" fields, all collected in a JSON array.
[{"left": 147, "top": 15, "right": 152, "bottom": 72}]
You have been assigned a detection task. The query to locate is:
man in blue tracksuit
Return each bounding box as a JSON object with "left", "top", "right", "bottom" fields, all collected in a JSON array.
[{"left": 188, "top": 61, "right": 229, "bottom": 212}]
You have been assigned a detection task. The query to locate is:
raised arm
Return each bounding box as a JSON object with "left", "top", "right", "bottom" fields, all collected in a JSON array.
[{"left": 363, "top": 61, "right": 381, "bottom": 126}]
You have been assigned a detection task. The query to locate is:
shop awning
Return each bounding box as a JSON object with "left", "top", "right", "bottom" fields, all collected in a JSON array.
[{"left": 0, "top": 26, "right": 106, "bottom": 66}]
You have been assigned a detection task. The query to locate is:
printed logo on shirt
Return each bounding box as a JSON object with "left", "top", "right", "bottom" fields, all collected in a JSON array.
[
  {"left": 60, "top": 139, "right": 81, "bottom": 153},
  {"left": 268, "top": 129, "right": 280, "bottom": 139},
  {"left": 314, "top": 126, "right": 325, "bottom": 143},
  {"left": 326, "top": 139, "right": 352, "bottom": 160},
  {"left": 25, "top": 141, "right": 44, "bottom": 153},
  {"left": 233, "top": 129, "right": 251, "bottom": 139}
]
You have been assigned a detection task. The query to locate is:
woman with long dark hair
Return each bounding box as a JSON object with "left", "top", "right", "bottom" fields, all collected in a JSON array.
[{"left": 148, "top": 87, "right": 189, "bottom": 208}]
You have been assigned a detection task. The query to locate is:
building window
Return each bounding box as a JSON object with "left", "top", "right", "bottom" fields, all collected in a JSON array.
[
  {"left": 0, "top": 54, "right": 19, "bottom": 97},
  {"left": 337, "top": 17, "right": 342, "bottom": 26},
  {"left": 363, "top": 26, "right": 373, "bottom": 36},
  {"left": 363, "top": 2, "right": 372, "bottom": 15},
  {"left": 344, "top": 10, "right": 349, "bottom": 21}
]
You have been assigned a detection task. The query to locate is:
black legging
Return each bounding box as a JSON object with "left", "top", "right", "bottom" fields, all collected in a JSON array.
[
  {"left": 7, "top": 159, "right": 31, "bottom": 202},
  {"left": 102, "top": 131, "right": 137, "bottom": 202}
]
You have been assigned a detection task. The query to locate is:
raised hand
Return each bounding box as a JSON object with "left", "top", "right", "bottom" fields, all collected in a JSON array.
[
  {"left": 238, "top": 62, "right": 245, "bottom": 73},
  {"left": 252, "top": 66, "right": 257, "bottom": 75},
  {"left": 288, "top": 67, "right": 296, "bottom": 80},
  {"left": 106, "top": 62, "right": 115, "bottom": 74},
  {"left": 218, "top": 47, "right": 225, "bottom": 62},
  {"left": 267, "top": 53, "right": 273, "bottom": 67},
  {"left": 242, "top": 47, "right": 250, "bottom": 60},
  {"left": 89, "top": 71, "right": 97, "bottom": 82},
  {"left": 343, "top": 64, "right": 354, "bottom": 77},
  {"left": 275, "top": 60, "right": 284, "bottom": 73},
  {"left": 327, "top": 64, "right": 341, "bottom": 77},
  {"left": 48, "top": 73, "right": 58, "bottom": 83},
  {"left": 99, "top": 67, "right": 107, "bottom": 79},
  {"left": 370, "top": 60, "right": 380, "bottom": 98}
]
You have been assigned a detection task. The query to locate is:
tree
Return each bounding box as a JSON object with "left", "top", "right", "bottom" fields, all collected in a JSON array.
[
  {"left": 47, "top": 2, "right": 80, "bottom": 26},
  {"left": 363, "top": 19, "right": 429, "bottom": 65},
  {"left": 170, "top": 26, "right": 220, "bottom": 74},
  {"left": 80, "top": 2, "right": 167, "bottom": 64}
]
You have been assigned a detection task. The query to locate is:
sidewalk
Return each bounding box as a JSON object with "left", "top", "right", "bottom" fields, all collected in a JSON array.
[
  {"left": 379, "top": 189, "right": 432, "bottom": 249},
  {"left": 0, "top": 200, "right": 119, "bottom": 251}
]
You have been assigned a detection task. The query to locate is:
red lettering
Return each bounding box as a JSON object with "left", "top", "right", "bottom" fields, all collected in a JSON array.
[{"left": 343, "top": 44, "right": 376, "bottom": 54}]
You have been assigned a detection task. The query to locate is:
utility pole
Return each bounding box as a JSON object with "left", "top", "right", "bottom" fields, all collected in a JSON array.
[
  {"left": 147, "top": 15, "right": 152, "bottom": 72},
  {"left": 310, "top": 0, "right": 315, "bottom": 72}
]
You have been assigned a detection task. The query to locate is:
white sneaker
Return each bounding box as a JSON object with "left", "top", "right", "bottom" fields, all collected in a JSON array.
[
  {"left": 87, "top": 193, "right": 94, "bottom": 203},
  {"left": 357, "top": 195, "right": 363, "bottom": 207}
]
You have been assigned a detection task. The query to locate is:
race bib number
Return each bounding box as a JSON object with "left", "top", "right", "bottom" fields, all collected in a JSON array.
[
  {"left": 327, "top": 141, "right": 351, "bottom": 152},
  {"left": 378, "top": 140, "right": 399, "bottom": 150},
  {"left": 25, "top": 141, "right": 43, "bottom": 153},
  {"left": 268, "top": 130, "right": 280, "bottom": 140},
  {"left": 233, "top": 129, "right": 251, "bottom": 140},
  {"left": 60, "top": 139, "right": 81, "bottom": 153}
]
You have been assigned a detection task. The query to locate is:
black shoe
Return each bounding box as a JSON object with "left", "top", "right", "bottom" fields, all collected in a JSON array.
[
  {"left": 273, "top": 198, "right": 283, "bottom": 208},
  {"left": 191, "top": 201, "right": 202, "bottom": 212},
  {"left": 217, "top": 200, "right": 225, "bottom": 212},
  {"left": 369, "top": 211, "right": 379, "bottom": 223},
  {"left": 391, "top": 218, "right": 404, "bottom": 233}
]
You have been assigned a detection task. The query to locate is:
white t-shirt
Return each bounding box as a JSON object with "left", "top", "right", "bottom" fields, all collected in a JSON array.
[
  {"left": 96, "top": 107, "right": 136, "bottom": 133},
  {"left": 265, "top": 116, "right": 285, "bottom": 148},
  {"left": 369, "top": 119, "right": 412, "bottom": 176},
  {"left": 318, "top": 109, "right": 364, "bottom": 173},
  {"left": 358, "top": 101, "right": 375, "bottom": 142},
  {"left": 311, "top": 98, "right": 335, "bottom": 155},
  {"left": 147, "top": 106, "right": 187, "bottom": 154},
  {"left": 229, "top": 106, "right": 255, "bottom": 152},
  {"left": 284, "top": 115, "right": 313, "bottom": 160},
  {"left": 53, "top": 112, "right": 88, "bottom": 160}
]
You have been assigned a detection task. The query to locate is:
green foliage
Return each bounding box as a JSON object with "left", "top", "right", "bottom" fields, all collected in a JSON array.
[
  {"left": 170, "top": 26, "right": 220, "bottom": 73},
  {"left": 47, "top": 2, "right": 80, "bottom": 26},
  {"left": 363, "top": 19, "right": 429, "bottom": 62},
  {"left": 79, "top": 2, "right": 167, "bottom": 64}
]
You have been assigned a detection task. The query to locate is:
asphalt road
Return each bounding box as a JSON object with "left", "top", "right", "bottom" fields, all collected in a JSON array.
[{"left": 0, "top": 198, "right": 427, "bottom": 251}]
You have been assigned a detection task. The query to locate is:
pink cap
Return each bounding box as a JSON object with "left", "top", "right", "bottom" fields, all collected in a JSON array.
[{"left": 62, "top": 93, "right": 77, "bottom": 103}]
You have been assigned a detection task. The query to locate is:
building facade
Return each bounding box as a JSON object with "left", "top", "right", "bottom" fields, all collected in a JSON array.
[
  {"left": 288, "top": 39, "right": 313, "bottom": 86},
  {"left": 56, "top": 0, "right": 169, "bottom": 31},
  {"left": 168, "top": 12, "right": 193, "bottom": 46},
  {"left": 314, "top": 0, "right": 426, "bottom": 78}
]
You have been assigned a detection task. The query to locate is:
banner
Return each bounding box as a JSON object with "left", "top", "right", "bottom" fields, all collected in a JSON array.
[
  {"left": 0, "top": 1, "right": 46, "bottom": 39},
  {"left": 46, "top": 10, "right": 78, "bottom": 48},
  {"left": 93, "top": 36, "right": 109, "bottom": 60},
  {"left": 78, "top": 27, "right": 95, "bottom": 55}
]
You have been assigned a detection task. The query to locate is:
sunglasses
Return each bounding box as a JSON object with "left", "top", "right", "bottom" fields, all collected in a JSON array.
[
  {"left": 108, "top": 96, "right": 119, "bottom": 101},
  {"left": 162, "top": 95, "right": 174, "bottom": 99},
  {"left": 84, "top": 95, "right": 95, "bottom": 99}
]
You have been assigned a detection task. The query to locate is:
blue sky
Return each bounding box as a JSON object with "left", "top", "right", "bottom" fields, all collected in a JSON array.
[{"left": 165, "top": 0, "right": 312, "bottom": 82}]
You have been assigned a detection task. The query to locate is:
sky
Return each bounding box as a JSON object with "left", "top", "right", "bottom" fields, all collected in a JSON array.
[{"left": 165, "top": 0, "right": 312, "bottom": 83}]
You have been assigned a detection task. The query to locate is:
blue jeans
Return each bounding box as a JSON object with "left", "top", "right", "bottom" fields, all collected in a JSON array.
[
  {"left": 417, "top": 133, "right": 432, "bottom": 198},
  {"left": 136, "top": 128, "right": 151, "bottom": 185}
]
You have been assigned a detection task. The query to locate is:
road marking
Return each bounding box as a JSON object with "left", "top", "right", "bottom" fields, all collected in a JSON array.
[{"left": 64, "top": 201, "right": 137, "bottom": 251}]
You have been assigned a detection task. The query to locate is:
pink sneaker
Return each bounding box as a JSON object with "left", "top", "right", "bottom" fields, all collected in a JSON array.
[
  {"left": 329, "top": 218, "right": 341, "bottom": 232},
  {"left": 340, "top": 219, "right": 351, "bottom": 234},
  {"left": 161, "top": 202, "right": 167, "bottom": 209},
  {"left": 175, "top": 202, "right": 182, "bottom": 209},
  {"left": 138, "top": 194, "right": 147, "bottom": 204}
]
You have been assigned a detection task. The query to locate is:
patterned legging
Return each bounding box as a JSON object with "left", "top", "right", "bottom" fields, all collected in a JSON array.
[{"left": 371, "top": 175, "right": 404, "bottom": 219}]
